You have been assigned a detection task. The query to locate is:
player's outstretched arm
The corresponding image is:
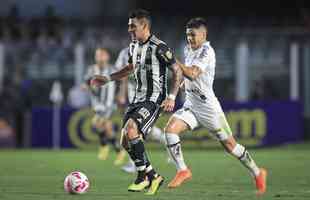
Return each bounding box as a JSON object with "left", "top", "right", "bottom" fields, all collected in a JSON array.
[
  {"left": 90, "top": 64, "right": 134, "bottom": 87},
  {"left": 176, "top": 59, "right": 202, "bottom": 81}
]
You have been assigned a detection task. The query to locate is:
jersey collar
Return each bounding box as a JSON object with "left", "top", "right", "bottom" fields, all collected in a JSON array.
[{"left": 139, "top": 34, "right": 152, "bottom": 45}]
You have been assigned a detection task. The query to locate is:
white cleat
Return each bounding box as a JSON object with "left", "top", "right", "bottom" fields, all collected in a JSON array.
[{"left": 121, "top": 162, "right": 136, "bottom": 173}]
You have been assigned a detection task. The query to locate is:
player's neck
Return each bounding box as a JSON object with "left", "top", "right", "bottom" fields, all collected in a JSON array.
[{"left": 139, "top": 32, "right": 151, "bottom": 44}]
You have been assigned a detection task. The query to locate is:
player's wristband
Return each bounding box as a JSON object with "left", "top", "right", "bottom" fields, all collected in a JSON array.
[{"left": 168, "top": 94, "right": 176, "bottom": 101}]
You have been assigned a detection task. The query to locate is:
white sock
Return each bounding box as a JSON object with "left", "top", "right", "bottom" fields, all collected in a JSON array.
[
  {"left": 165, "top": 133, "right": 187, "bottom": 171},
  {"left": 231, "top": 144, "right": 260, "bottom": 177},
  {"left": 150, "top": 126, "right": 166, "bottom": 144},
  {"left": 149, "top": 126, "right": 173, "bottom": 162}
]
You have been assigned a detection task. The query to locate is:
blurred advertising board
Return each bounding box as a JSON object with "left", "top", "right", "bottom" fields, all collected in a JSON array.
[{"left": 31, "top": 101, "right": 303, "bottom": 148}]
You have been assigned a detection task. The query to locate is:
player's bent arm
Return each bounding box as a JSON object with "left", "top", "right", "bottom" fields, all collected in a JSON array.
[
  {"left": 91, "top": 64, "right": 134, "bottom": 87},
  {"left": 169, "top": 63, "right": 183, "bottom": 98},
  {"left": 176, "top": 59, "right": 202, "bottom": 81},
  {"left": 110, "top": 64, "right": 134, "bottom": 81}
]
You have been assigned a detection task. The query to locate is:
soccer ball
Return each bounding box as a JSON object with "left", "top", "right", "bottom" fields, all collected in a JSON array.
[{"left": 64, "top": 171, "right": 90, "bottom": 194}]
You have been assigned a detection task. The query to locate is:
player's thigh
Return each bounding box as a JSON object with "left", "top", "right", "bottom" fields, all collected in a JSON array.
[{"left": 166, "top": 107, "right": 199, "bottom": 133}]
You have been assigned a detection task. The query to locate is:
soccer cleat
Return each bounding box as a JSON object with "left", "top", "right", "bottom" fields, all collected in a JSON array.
[
  {"left": 97, "top": 145, "right": 110, "bottom": 160},
  {"left": 255, "top": 168, "right": 267, "bottom": 195},
  {"left": 114, "top": 150, "right": 127, "bottom": 166},
  {"left": 168, "top": 168, "right": 192, "bottom": 188},
  {"left": 145, "top": 176, "right": 164, "bottom": 195},
  {"left": 128, "top": 180, "right": 150, "bottom": 192},
  {"left": 128, "top": 171, "right": 150, "bottom": 192}
]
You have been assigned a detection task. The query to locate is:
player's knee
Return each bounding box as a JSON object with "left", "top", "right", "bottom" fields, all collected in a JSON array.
[
  {"left": 164, "top": 121, "right": 177, "bottom": 133},
  {"left": 125, "top": 119, "right": 138, "bottom": 139},
  {"left": 165, "top": 117, "right": 187, "bottom": 134}
]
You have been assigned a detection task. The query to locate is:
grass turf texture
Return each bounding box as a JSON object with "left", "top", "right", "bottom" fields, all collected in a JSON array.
[{"left": 0, "top": 143, "right": 310, "bottom": 200}]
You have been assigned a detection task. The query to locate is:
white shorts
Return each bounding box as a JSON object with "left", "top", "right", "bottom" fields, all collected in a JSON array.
[{"left": 172, "top": 103, "right": 232, "bottom": 141}]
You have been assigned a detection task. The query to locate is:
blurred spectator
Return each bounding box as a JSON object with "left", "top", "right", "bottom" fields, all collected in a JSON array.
[
  {"left": 0, "top": 118, "right": 15, "bottom": 148},
  {"left": 251, "top": 79, "right": 265, "bottom": 100},
  {"left": 250, "top": 77, "right": 278, "bottom": 101}
]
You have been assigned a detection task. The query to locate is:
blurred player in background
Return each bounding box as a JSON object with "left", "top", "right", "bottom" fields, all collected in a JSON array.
[
  {"left": 164, "top": 18, "right": 267, "bottom": 195},
  {"left": 91, "top": 9, "right": 182, "bottom": 195},
  {"left": 115, "top": 45, "right": 172, "bottom": 174},
  {"left": 83, "top": 47, "right": 126, "bottom": 165}
]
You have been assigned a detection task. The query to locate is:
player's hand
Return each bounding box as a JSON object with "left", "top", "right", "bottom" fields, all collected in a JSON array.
[
  {"left": 90, "top": 75, "right": 109, "bottom": 87},
  {"left": 161, "top": 98, "right": 175, "bottom": 112}
]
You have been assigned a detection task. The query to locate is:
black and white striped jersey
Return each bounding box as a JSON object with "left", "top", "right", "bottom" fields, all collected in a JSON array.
[
  {"left": 128, "top": 35, "right": 176, "bottom": 105},
  {"left": 84, "top": 64, "right": 116, "bottom": 115}
]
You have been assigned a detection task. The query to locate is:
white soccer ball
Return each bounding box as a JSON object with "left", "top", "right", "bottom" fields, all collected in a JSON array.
[{"left": 64, "top": 171, "right": 90, "bottom": 194}]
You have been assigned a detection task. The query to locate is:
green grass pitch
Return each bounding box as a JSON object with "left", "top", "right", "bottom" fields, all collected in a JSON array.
[{"left": 0, "top": 143, "right": 310, "bottom": 200}]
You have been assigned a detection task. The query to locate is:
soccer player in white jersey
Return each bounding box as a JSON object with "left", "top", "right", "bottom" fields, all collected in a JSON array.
[
  {"left": 83, "top": 47, "right": 126, "bottom": 165},
  {"left": 164, "top": 18, "right": 267, "bottom": 195},
  {"left": 115, "top": 46, "right": 171, "bottom": 173},
  {"left": 91, "top": 9, "right": 182, "bottom": 195}
]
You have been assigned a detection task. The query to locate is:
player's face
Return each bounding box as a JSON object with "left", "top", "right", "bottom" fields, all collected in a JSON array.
[
  {"left": 128, "top": 18, "right": 146, "bottom": 42},
  {"left": 95, "top": 49, "right": 110, "bottom": 67},
  {"left": 186, "top": 27, "right": 206, "bottom": 50}
]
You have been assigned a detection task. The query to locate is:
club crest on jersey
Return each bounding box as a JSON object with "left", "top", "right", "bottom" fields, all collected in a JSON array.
[{"left": 165, "top": 50, "right": 173, "bottom": 59}]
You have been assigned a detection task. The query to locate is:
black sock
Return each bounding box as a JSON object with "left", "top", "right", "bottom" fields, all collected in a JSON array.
[
  {"left": 99, "top": 131, "right": 108, "bottom": 146},
  {"left": 145, "top": 163, "right": 158, "bottom": 181},
  {"left": 135, "top": 170, "right": 146, "bottom": 184},
  {"left": 129, "top": 137, "right": 148, "bottom": 171},
  {"left": 108, "top": 137, "right": 121, "bottom": 152}
]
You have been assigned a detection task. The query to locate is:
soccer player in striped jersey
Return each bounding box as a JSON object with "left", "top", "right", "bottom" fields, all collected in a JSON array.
[
  {"left": 164, "top": 17, "right": 267, "bottom": 195},
  {"left": 115, "top": 46, "right": 172, "bottom": 174},
  {"left": 83, "top": 47, "right": 126, "bottom": 165},
  {"left": 91, "top": 9, "right": 182, "bottom": 195}
]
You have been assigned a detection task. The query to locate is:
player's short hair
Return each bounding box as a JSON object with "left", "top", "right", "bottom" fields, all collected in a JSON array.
[
  {"left": 186, "top": 17, "right": 208, "bottom": 32},
  {"left": 129, "top": 9, "right": 152, "bottom": 28}
]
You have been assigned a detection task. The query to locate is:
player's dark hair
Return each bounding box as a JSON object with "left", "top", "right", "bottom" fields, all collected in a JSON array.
[
  {"left": 129, "top": 9, "right": 152, "bottom": 28},
  {"left": 186, "top": 17, "right": 208, "bottom": 31}
]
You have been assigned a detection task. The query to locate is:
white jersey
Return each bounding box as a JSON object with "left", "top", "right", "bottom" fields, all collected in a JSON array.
[
  {"left": 183, "top": 41, "right": 220, "bottom": 108},
  {"left": 173, "top": 41, "right": 232, "bottom": 140},
  {"left": 84, "top": 64, "right": 116, "bottom": 117},
  {"left": 184, "top": 41, "right": 216, "bottom": 100},
  {"left": 115, "top": 47, "right": 136, "bottom": 103}
]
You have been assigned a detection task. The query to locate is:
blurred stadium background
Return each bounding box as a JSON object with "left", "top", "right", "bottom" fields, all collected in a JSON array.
[{"left": 0, "top": 0, "right": 310, "bottom": 199}]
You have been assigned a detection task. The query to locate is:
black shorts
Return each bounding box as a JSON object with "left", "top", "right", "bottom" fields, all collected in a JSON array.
[{"left": 123, "top": 101, "right": 161, "bottom": 138}]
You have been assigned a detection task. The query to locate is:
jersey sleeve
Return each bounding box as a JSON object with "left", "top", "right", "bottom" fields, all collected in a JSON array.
[
  {"left": 156, "top": 43, "right": 176, "bottom": 66},
  {"left": 105, "top": 81, "right": 116, "bottom": 107},
  {"left": 191, "top": 46, "right": 211, "bottom": 71},
  {"left": 115, "top": 48, "right": 128, "bottom": 69}
]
